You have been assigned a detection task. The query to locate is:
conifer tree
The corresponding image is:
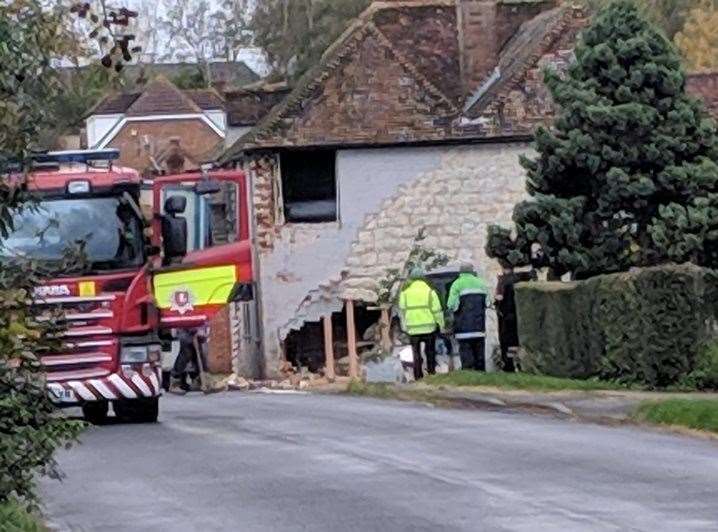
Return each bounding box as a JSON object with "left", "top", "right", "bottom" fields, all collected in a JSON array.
[{"left": 486, "top": 0, "right": 718, "bottom": 279}]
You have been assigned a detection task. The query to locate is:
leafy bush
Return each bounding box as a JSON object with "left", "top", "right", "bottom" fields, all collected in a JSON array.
[
  {"left": 0, "top": 264, "right": 85, "bottom": 505},
  {"left": 0, "top": 2, "right": 86, "bottom": 506},
  {"left": 679, "top": 343, "right": 718, "bottom": 391},
  {"left": 0, "top": 500, "right": 46, "bottom": 532},
  {"left": 516, "top": 264, "right": 718, "bottom": 388}
]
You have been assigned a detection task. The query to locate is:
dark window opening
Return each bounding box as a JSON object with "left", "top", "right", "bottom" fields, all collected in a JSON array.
[{"left": 281, "top": 150, "right": 337, "bottom": 223}]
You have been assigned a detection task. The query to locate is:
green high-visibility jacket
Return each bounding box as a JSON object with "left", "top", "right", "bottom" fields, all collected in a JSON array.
[
  {"left": 398, "top": 279, "right": 445, "bottom": 336},
  {"left": 447, "top": 272, "right": 488, "bottom": 312}
]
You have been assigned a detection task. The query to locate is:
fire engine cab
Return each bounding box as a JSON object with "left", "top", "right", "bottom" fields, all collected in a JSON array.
[{"left": 5, "top": 149, "right": 252, "bottom": 423}]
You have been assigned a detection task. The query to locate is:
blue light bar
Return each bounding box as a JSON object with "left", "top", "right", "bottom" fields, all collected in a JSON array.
[{"left": 32, "top": 149, "right": 120, "bottom": 165}]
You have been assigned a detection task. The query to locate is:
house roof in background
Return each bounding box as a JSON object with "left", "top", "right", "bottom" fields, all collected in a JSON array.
[
  {"left": 224, "top": 82, "right": 291, "bottom": 126},
  {"left": 125, "top": 77, "right": 203, "bottom": 116},
  {"left": 90, "top": 80, "right": 226, "bottom": 116},
  {"left": 184, "top": 88, "right": 226, "bottom": 110}
]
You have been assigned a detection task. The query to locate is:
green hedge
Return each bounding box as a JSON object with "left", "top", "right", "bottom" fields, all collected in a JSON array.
[{"left": 515, "top": 264, "right": 718, "bottom": 388}]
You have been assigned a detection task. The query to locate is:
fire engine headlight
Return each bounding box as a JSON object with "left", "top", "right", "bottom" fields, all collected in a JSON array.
[{"left": 121, "top": 344, "right": 161, "bottom": 364}]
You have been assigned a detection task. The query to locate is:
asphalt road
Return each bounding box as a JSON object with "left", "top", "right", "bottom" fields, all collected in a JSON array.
[{"left": 40, "top": 392, "right": 718, "bottom": 532}]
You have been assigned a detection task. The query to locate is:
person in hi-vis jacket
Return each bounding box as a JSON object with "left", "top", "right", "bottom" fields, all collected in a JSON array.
[
  {"left": 398, "top": 267, "right": 445, "bottom": 380},
  {"left": 447, "top": 262, "right": 488, "bottom": 371}
]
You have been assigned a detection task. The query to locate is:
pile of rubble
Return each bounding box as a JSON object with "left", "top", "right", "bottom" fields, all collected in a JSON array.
[{"left": 199, "top": 365, "right": 350, "bottom": 394}]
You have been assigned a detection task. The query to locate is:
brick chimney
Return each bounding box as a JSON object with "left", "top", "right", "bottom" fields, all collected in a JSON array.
[{"left": 457, "top": 0, "right": 556, "bottom": 93}]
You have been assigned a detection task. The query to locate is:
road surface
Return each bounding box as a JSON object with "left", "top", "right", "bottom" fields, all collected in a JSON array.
[{"left": 41, "top": 392, "right": 718, "bottom": 531}]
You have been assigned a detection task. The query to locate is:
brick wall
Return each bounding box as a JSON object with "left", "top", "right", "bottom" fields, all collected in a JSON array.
[
  {"left": 207, "top": 305, "right": 233, "bottom": 374},
  {"left": 107, "top": 118, "right": 222, "bottom": 173}
]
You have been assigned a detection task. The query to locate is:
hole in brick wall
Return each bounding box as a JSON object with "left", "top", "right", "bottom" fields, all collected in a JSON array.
[
  {"left": 280, "top": 149, "right": 337, "bottom": 223},
  {"left": 283, "top": 305, "right": 380, "bottom": 375}
]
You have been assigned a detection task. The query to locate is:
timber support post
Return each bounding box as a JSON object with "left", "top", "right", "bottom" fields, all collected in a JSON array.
[
  {"left": 345, "top": 299, "right": 359, "bottom": 379},
  {"left": 323, "top": 315, "right": 335, "bottom": 382}
]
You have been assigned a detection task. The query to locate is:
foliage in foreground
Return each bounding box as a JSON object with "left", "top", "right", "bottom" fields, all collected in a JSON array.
[
  {"left": 423, "top": 370, "right": 627, "bottom": 392},
  {"left": 486, "top": 1, "right": 718, "bottom": 279},
  {"left": 0, "top": 500, "right": 45, "bottom": 532},
  {"left": 633, "top": 399, "right": 718, "bottom": 433},
  {"left": 678, "top": 342, "right": 718, "bottom": 391},
  {"left": 0, "top": 0, "right": 88, "bottom": 505},
  {"left": 0, "top": 264, "right": 85, "bottom": 505}
]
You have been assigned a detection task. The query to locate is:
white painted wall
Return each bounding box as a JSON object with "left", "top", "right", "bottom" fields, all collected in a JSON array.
[
  {"left": 256, "top": 143, "right": 530, "bottom": 376},
  {"left": 204, "top": 110, "right": 227, "bottom": 131},
  {"left": 86, "top": 114, "right": 123, "bottom": 148}
]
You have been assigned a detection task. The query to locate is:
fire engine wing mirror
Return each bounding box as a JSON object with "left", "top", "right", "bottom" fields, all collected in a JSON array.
[
  {"left": 161, "top": 216, "right": 187, "bottom": 263},
  {"left": 164, "top": 196, "right": 187, "bottom": 215},
  {"left": 194, "top": 179, "right": 221, "bottom": 196}
]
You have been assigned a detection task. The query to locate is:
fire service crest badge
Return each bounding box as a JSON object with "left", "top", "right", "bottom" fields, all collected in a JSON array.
[{"left": 170, "top": 289, "right": 194, "bottom": 315}]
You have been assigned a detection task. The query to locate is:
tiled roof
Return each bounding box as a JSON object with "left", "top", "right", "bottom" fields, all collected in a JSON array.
[
  {"left": 92, "top": 79, "right": 227, "bottom": 116},
  {"left": 185, "top": 88, "right": 226, "bottom": 110},
  {"left": 224, "top": 83, "right": 291, "bottom": 126},
  {"left": 463, "top": 5, "right": 569, "bottom": 116},
  {"left": 126, "top": 77, "right": 203, "bottom": 116},
  {"left": 89, "top": 92, "right": 141, "bottom": 115},
  {"left": 219, "top": 0, "right": 588, "bottom": 160},
  {"left": 219, "top": 0, "right": 717, "bottom": 161},
  {"left": 372, "top": 3, "right": 462, "bottom": 104}
]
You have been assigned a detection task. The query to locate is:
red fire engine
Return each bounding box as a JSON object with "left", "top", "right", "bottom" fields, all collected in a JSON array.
[{"left": 6, "top": 149, "right": 252, "bottom": 423}]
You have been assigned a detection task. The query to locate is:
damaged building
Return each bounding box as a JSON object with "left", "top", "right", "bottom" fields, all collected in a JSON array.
[
  {"left": 218, "top": 0, "right": 718, "bottom": 380},
  {"left": 218, "top": 0, "right": 589, "bottom": 379}
]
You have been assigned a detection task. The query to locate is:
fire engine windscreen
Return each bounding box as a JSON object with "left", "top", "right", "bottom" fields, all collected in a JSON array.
[{"left": 0, "top": 197, "right": 144, "bottom": 270}]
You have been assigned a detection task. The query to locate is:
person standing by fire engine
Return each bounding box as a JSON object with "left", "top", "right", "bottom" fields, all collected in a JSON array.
[
  {"left": 398, "top": 267, "right": 445, "bottom": 380},
  {"left": 168, "top": 328, "right": 206, "bottom": 395},
  {"left": 447, "top": 262, "right": 488, "bottom": 371}
]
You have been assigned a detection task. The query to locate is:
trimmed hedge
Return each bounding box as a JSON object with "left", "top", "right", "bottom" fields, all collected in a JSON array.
[{"left": 515, "top": 264, "right": 718, "bottom": 388}]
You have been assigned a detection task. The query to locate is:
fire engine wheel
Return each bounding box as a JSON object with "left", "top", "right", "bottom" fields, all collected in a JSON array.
[
  {"left": 82, "top": 401, "right": 109, "bottom": 425},
  {"left": 113, "top": 397, "right": 160, "bottom": 423}
]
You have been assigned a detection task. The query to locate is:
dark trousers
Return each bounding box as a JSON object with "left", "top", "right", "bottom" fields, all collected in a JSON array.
[
  {"left": 410, "top": 332, "right": 437, "bottom": 380},
  {"left": 171, "top": 334, "right": 207, "bottom": 380},
  {"left": 458, "top": 338, "right": 485, "bottom": 371}
]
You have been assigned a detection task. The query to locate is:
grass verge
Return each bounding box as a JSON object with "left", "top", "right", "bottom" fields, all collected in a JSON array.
[
  {"left": 422, "top": 370, "right": 628, "bottom": 392},
  {"left": 633, "top": 399, "right": 718, "bottom": 434},
  {"left": 346, "top": 380, "right": 439, "bottom": 403},
  {"left": 0, "top": 500, "right": 46, "bottom": 532}
]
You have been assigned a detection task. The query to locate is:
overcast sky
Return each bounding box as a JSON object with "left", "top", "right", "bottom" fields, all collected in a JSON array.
[{"left": 121, "top": 0, "right": 269, "bottom": 75}]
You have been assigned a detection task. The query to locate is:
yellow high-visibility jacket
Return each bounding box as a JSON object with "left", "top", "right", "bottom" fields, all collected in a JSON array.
[{"left": 398, "top": 279, "right": 445, "bottom": 336}]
